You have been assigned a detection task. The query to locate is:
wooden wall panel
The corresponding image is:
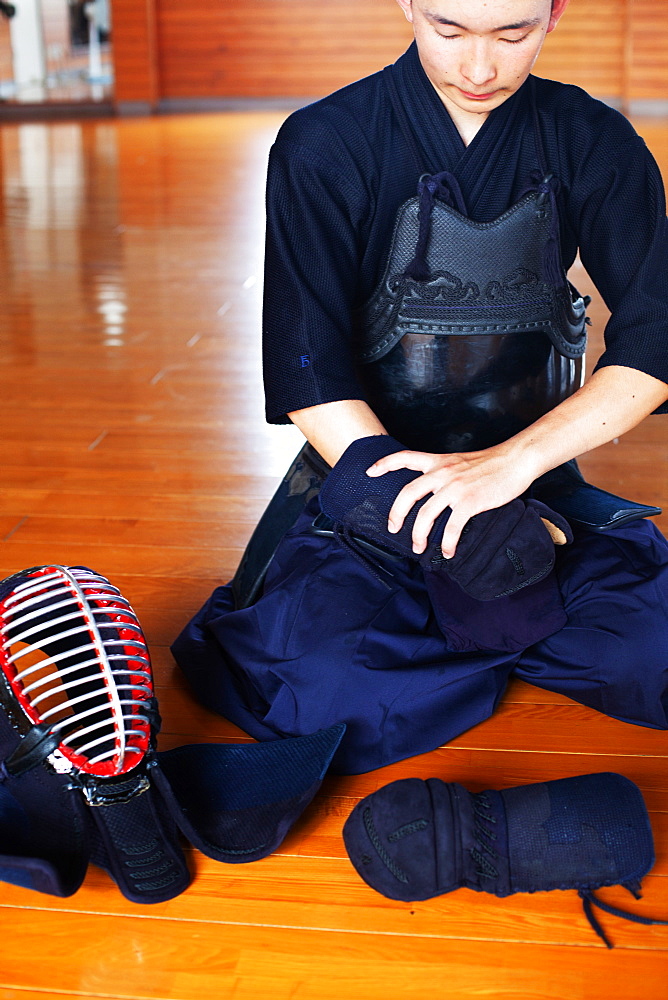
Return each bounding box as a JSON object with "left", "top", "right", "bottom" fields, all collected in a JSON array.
[
  {"left": 154, "top": 0, "right": 631, "bottom": 102},
  {"left": 111, "top": 0, "right": 159, "bottom": 107},
  {"left": 629, "top": 0, "right": 668, "bottom": 100},
  {"left": 155, "top": 0, "right": 412, "bottom": 99},
  {"left": 534, "top": 1, "right": 625, "bottom": 99},
  {"left": 0, "top": 18, "right": 11, "bottom": 85},
  {"left": 109, "top": 0, "right": 668, "bottom": 109}
]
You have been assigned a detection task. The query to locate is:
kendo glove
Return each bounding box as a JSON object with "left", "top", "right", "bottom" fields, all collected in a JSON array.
[
  {"left": 318, "top": 435, "right": 573, "bottom": 602},
  {"left": 343, "top": 772, "right": 668, "bottom": 949}
]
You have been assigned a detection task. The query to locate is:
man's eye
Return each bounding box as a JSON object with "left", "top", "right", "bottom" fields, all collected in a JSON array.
[
  {"left": 500, "top": 35, "right": 528, "bottom": 44},
  {"left": 439, "top": 34, "right": 461, "bottom": 41}
]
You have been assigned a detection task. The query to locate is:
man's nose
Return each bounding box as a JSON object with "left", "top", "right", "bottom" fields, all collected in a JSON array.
[{"left": 460, "top": 41, "right": 497, "bottom": 88}]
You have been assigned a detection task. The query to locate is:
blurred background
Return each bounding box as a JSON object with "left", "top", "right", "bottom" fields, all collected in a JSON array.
[{"left": 0, "top": 0, "right": 666, "bottom": 117}]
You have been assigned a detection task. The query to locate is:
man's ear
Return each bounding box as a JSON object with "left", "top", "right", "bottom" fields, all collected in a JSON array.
[
  {"left": 547, "top": 0, "right": 571, "bottom": 33},
  {"left": 395, "top": 0, "right": 415, "bottom": 24}
]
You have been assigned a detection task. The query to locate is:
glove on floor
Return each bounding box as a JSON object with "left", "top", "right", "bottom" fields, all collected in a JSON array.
[{"left": 343, "top": 772, "right": 668, "bottom": 948}]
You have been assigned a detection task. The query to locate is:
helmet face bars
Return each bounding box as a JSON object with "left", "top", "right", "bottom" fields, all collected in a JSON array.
[{"left": 0, "top": 565, "right": 154, "bottom": 783}]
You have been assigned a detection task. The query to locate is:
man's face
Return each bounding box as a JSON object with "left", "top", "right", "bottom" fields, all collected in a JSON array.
[{"left": 396, "top": 0, "right": 567, "bottom": 123}]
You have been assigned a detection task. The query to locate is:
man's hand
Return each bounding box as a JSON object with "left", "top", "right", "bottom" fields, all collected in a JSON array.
[
  {"left": 366, "top": 365, "right": 668, "bottom": 558},
  {"left": 366, "top": 444, "right": 538, "bottom": 558}
]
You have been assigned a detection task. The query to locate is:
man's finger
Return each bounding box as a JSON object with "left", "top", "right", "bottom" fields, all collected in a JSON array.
[
  {"left": 366, "top": 450, "right": 434, "bottom": 477},
  {"left": 440, "top": 510, "right": 472, "bottom": 559},
  {"left": 387, "top": 477, "right": 436, "bottom": 533},
  {"left": 411, "top": 494, "right": 453, "bottom": 553}
]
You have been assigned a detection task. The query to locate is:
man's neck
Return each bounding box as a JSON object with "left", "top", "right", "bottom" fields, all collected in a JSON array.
[{"left": 437, "top": 89, "right": 490, "bottom": 146}]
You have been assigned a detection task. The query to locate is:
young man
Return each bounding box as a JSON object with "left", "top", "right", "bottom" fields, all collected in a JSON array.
[{"left": 174, "top": 0, "right": 668, "bottom": 773}]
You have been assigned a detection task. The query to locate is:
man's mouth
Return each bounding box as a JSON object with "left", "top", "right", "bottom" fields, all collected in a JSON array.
[{"left": 458, "top": 89, "right": 498, "bottom": 101}]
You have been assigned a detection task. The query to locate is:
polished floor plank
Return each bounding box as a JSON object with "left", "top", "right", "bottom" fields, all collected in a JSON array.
[
  {"left": 1, "top": 908, "right": 667, "bottom": 1000},
  {"left": 0, "top": 487, "right": 270, "bottom": 523},
  {"left": 0, "top": 467, "right": 284, "bottom": 500},
  {"left": 0, "top": 538, "right": 240, "bottom": 579},
  {"left": 0, "top": 993, "right": 110, "bottom": 1000},
  {"left": 0, "top": 513, "right": 256, "bottom": 550},
  {"left": 0, "top": 861, "right": 666, "bottom": 953}
]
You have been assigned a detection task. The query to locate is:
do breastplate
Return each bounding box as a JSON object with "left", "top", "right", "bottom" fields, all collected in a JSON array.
[{"left": 354, "top": 75, "right": 588, "bottom": 454}]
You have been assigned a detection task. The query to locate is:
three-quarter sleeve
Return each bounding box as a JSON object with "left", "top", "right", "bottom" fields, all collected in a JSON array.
[
  {"left": 262, "top": 136, "right": 370, "bottom": 424},
  {"left": 569, "top": 131, "right": 668, "bottom": 409}
]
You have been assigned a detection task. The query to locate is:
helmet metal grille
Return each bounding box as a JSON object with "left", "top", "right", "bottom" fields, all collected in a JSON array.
[{"left": 0, "top": 566, "right": 153, "bottom": 777}]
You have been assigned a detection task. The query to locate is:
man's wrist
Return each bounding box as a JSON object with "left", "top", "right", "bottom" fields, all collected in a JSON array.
[{"left": 493, "top": 434, "right": 551, "bottom": 488}]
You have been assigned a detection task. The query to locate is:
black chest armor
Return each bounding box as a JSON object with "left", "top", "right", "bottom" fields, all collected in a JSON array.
[{"left": 353, "top": 73, "right": 588, "bottom": 453}]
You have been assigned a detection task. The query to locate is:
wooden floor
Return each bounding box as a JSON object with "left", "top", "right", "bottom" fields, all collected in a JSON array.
[{"left": 0, "top": 110, "right": 667, "bottom": 1000}]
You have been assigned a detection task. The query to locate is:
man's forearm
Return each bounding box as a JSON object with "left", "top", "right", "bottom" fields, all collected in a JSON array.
[
  {"left": 287, "top": 398, "right": 387, "bottom": 467},
  {"left": 366, "top": 363, "right": 668, "bottom": 557},
  {"left": 505, "top": 364, "right": 668, "bottom": 481}
]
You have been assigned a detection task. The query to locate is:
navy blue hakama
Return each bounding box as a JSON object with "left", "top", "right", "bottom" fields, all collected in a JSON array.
[{"left": 173, "top": 513, "right": 668, "bottom": 774}]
